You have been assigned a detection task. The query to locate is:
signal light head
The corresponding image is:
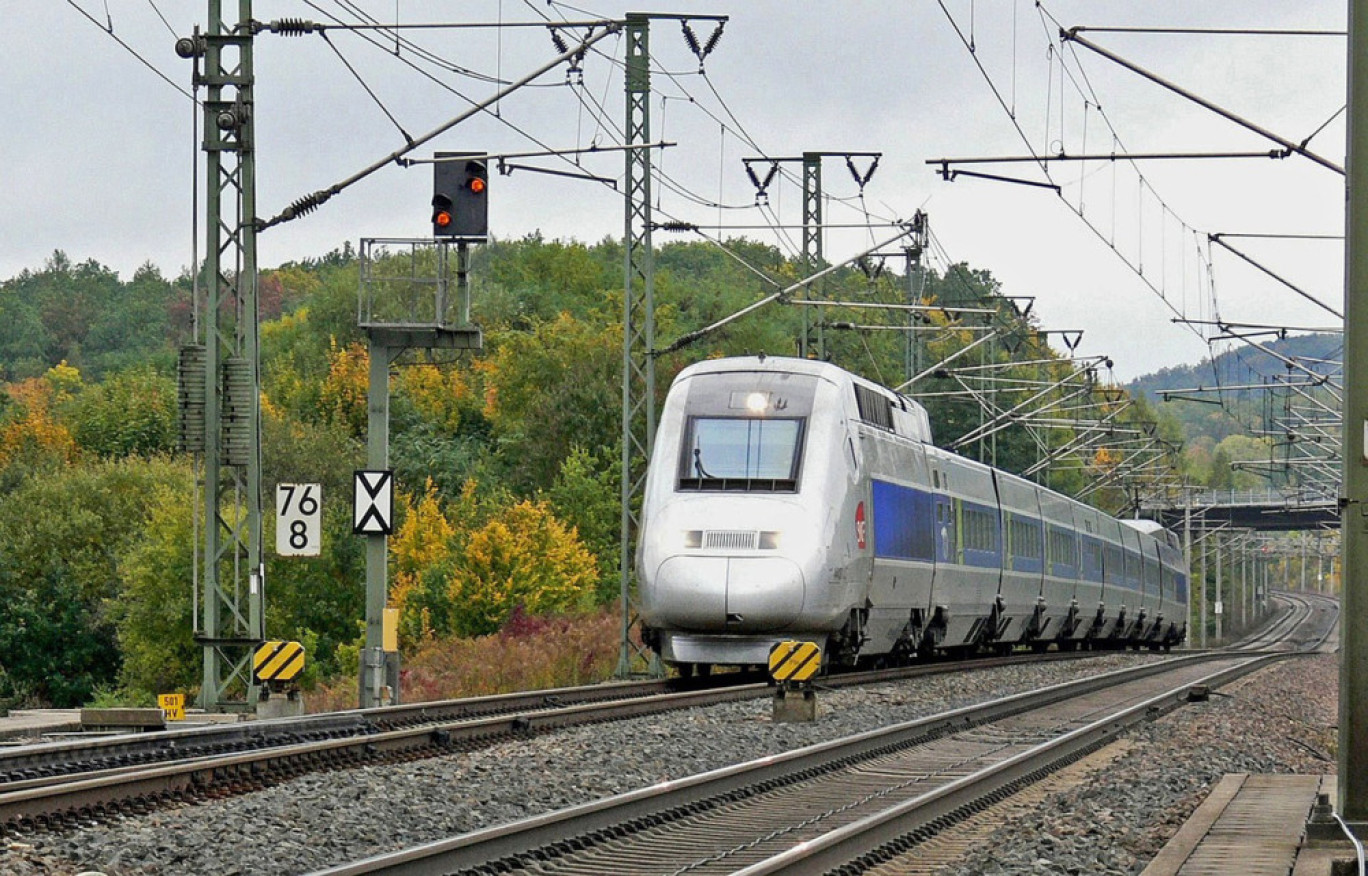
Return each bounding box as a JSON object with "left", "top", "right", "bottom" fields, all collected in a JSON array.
[
  {"left": 431, "top": 193, "right": 455, "bottom": 231},
  {"left": 433, "top": 152, "right": 488, "bottom": 240}
]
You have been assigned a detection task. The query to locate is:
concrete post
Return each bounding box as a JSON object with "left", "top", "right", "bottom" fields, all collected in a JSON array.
[{"left": 1342, "top": 0, "right": 1368, "bottom": 828}]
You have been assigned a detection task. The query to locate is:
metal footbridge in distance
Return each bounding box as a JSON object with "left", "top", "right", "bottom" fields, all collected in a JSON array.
[{"left": 1141, "top": 488, "right": 1338, "bottom": 533}]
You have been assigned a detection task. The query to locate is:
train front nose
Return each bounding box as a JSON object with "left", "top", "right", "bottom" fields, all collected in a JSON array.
[{"left": 647, "top": 554, "right": 806, "bottom": 632}]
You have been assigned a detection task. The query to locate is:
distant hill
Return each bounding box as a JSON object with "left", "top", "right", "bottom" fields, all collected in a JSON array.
[
  {"left": 1126, "top": 332, "right": 1341, "bottom": 447},
  {"left": 1128, "top": 332, "right": 1342, "bottom": 402}
]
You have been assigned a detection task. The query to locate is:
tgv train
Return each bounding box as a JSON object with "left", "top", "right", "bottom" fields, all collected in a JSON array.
[{"left": 637, "top": 356, "right": 1187, "bottom": 674}]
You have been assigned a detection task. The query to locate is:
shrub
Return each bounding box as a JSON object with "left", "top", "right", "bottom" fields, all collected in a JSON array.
[{"left": 304, "top": 608, "right": 621, "bottom": 709}]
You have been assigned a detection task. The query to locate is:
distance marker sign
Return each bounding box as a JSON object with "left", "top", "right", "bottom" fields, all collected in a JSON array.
[{"left": 276, "top": 483, "right": 321, "bottom": 556}]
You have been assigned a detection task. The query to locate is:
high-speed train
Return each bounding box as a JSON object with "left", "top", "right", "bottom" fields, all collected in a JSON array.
[{"left": 636, "top": 356, "right": 1187, "bottom": 674}]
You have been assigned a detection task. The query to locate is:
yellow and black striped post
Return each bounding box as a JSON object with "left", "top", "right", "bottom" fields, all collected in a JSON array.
[
  {"left": 253, "top": 640, "right": 307, "bottom": 719},
  {"left": 253, "top": 640, "right": 305, "bottom": 688},
  {"left": 768, "top": 640, "right": 822, "bottom": 723},
  {"left": 768, "top": 640, "right": 822, "bottom": 684}
]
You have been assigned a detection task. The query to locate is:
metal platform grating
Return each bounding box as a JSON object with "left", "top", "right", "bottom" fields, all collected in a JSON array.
[{"left": 1142, "top": 773, "right": 1324, "bottom": 876}]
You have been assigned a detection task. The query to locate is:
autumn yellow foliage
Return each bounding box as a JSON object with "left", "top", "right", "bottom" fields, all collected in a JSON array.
[
  {"left": 389, "top": 480, "right": 455, "bottom": 634},
  {"left": 319, "top": 339, "right": 370, "bottom": 437},
  {"left": 447, "top": 499, "right": 599, "bottom": 636},
  {"left": 397, "top": 363, "right": 471, "bottom": 433},
  {"left": 1092, "top": 447, "right": 1120, "bottom": 471},
  {"left": 0, "top": 373, "right": 78, "bottom": 468},
  {"left": 388, "top": 479, "right": 600, "bottom": 644}
]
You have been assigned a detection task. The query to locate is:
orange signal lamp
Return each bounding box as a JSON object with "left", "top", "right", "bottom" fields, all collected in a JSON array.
[
  {"left": 468, "top": 177, "right": 487, "bottom": 194},
  {"left": 434, "top": 210, "right": 453, "bottom": 228}
]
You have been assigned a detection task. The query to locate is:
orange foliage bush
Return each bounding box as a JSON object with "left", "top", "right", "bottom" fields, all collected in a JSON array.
[
  {"left": 305, "top": 607, "right": 622, "bottom": 711},
  {"left": 0, "top": 373, "right": 78, "bottom": 468}
]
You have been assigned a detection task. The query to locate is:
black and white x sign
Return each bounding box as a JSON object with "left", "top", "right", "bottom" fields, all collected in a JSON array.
[{"left": 353, "top": 470, "right": 394, "bottom": 535}]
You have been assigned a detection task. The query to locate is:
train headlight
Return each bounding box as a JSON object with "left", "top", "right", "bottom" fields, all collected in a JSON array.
[
  {"left": 759, "top": 531, "right": 781, "bottom": 550},
  {"left": 683, "top": 530, "right": 703, "bottom": 549},
  {"left": 745, "top": 392, "right": 769, "bottom": 413}
]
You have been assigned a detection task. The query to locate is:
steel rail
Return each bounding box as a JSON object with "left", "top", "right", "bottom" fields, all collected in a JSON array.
[
  {"left": 0, "top": 653, "right": 1097, "bottom": 827},
  {"left": 0, "top": 684, "right": 770, "bottom": 828},
  {"left": 0, "top": 675, "right": 696, "bottom": 784},
  {"left": 1233, "top": 594, "right": 1316, "bottom": 651},
  {"left": 0, "top": 650, "right": 1096, "bottom": 786},
  {"left": 735, "top": 655, "right": 1280, "bottom": 875},
  {"left": 305, "top": 653, "right": 1263, "bottom": 876}
]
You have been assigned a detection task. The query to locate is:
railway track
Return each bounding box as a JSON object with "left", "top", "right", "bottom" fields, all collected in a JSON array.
[
  {"left": 0, "top": 594, "right": 1326, "bottom": 856},
  {"left": 310, "top": 652, "right": 1279, "bottom": 876},
  {"left": 303, "top": 595, "right": 1331, "bottom": 876},
  {"left": 0, "top": 651, "right": 1091, "bottom": 832},
  {"left": 1233, "top": 590, "right": 1339, "bottom": 652}
]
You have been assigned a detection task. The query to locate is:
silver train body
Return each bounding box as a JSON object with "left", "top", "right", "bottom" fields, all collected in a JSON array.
[{"left": 637, "top": 356, "right": 1188, "bottom": 672}]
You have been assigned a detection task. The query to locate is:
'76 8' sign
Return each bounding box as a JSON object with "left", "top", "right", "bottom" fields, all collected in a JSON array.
[{"left": 276, "top": 483, "right": 322, "bottom": 557}]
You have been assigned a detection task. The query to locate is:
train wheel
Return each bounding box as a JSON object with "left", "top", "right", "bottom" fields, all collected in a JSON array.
[{"left": 677, "top": 663, "right": 695, "bottom": 679}]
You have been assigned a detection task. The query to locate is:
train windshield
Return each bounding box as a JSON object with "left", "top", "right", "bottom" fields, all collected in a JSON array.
[{"left": 678, "top": 417, "right": 804, "bottom": 491}]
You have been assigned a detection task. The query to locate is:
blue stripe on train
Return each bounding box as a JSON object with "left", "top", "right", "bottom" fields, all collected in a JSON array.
[{"left": 871, "top": 479, "right": 937, "bottom": 562}]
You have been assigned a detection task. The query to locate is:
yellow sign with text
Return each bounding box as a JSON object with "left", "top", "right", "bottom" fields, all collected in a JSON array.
[{"left": 158, "top": 693, "right": 186, "bottom": 721}]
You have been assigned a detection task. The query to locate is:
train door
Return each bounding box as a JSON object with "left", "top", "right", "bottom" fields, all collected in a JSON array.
[
  {"left": 923, "top": 455, "right": 956, "bottom": 650},
  {"left": 994, "top": 471, "right": 1043, "bottom": 645},
  {"left": 1118, "top": 525, "right": 1146, "bottom": 642},
  {"left": 933, "top": 454, "right": 1001, "bottom": 650},
  {"left": 1065, "top": 505, "right": 1102, "bottom": 644},
  {"left": 1141, "top": 535, "right": 1164, "bottom": 641},
  {"left": 1037, "top": 491, "right": 1081, "bottom": 646},
  {"left": 1098, "top": 517, "right": 1128, "bottom": 641}
]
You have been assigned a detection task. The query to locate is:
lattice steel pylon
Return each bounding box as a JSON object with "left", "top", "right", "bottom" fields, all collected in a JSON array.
[
  {"left": 183, "top": 0, "right": 264, "bottom": 710},
  {"left": 800, "top": 153, "right": 823, "bottom": 358},
  {"left": 618, "top": 13, "right": 657, "bottom": 677}
]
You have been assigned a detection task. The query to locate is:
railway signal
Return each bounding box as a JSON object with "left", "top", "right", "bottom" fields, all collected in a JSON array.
[{"left": 432, "top": 152, "right": 488, "bottom": 240}]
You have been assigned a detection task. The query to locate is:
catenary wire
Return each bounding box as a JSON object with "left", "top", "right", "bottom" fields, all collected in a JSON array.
[{"left": 65, "top": 0, "right": 196, "bottom": 102}]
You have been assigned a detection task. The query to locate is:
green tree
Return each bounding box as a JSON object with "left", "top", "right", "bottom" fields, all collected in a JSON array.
[
  {"left": 65, "top": 366, "right": 177, "bottom": 458},
  {"left": 86, "top": 262, "right": 178, "bottom": 375},
  {"left": 544, "top": 445, "right": 621, "bottom": 604},
  {"left": 112, "top": 484, "right": 199, "bottom": 698},
  {"left": 480, "top": 234, "right": 619, "bottom": 329},
  {"left": 1210, "top": 434, "right": 1269, "bottom": 490},
  {"left": 263, "top": 503, "right": 367, "bottom": 679},
  {"left": 479, "top": 314, "right": 621, "bottom": 491},
  {"left": 0, "top": 457, "right": 190, "bottom": 705}
]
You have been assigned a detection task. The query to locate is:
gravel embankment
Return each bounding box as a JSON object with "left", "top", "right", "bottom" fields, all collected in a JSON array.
[
  {"left": 941, "top": 653, "right": 1338, "bottom": 876},
  {"left": 0, "top": 652, "right": 1338, "bottom": 875}
]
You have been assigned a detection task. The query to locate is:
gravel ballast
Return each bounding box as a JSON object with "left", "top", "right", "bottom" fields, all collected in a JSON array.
[{"left": 0, "top": 652, "right": 1338, "bottom": 875}]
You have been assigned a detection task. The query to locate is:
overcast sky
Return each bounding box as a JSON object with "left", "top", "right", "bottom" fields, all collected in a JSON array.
[{"left": 2, "top": 2, "right": 1347, "bottom": 380}]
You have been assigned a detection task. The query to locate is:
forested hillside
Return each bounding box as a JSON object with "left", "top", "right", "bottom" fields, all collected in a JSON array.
[
  {"left": 0, "top": 238, "right": 1216, "bottom": 708},
  {"left": 1128, "top": 332, "right": 1341, "bottom": 491}
]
